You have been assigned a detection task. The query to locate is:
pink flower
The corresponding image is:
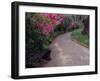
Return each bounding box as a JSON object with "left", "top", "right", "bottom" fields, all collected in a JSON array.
[
  {"left": 33, "top": 13, "right": 65, "bottom": 35},
  {"left": 55, "top": 20, "right": 60, "bottom": 25},
  {"left": 69, "top": 22, "right": 78, "bottom": 29},
  {"left": 42, "top": 24, "right": 53, "bottom": 35},
  {"left": 47, "top": 24, "right": 53, "bottom": 32}
]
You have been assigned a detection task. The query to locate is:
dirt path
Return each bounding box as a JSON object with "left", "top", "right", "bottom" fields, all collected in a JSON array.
[{"left": 44, "top": 33, "right": 89, "bottom": 67}]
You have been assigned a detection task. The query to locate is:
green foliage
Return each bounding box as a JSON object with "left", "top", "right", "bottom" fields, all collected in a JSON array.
[
  {"left": 26, "top": 13, "right": 67, "bottom": 52},
  {"left": 71, "top": 28, "right": 89, "bottom": 47},
  {"left": 26, "top": 12, "right": 89, "bottom": 55}
]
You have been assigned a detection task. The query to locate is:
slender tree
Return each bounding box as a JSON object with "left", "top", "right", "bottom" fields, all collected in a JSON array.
[{"left": 82, "top": 16, "right": 89, "bottom": 35}]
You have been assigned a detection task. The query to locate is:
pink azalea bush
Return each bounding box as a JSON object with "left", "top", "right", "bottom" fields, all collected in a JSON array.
[
  {"left": 32, "top": 13, "right": 65, "bottom": 35},
  {"left": 69, "top": 22, "right": 79, "bottom": 30}
]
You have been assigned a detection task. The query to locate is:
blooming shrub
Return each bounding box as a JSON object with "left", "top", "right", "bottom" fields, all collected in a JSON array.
[
  {"left": 68, "top": 22, "right": 79, "bottom": 30},
  {"left": 26, "top": 13, "right": 84, "bottom": 61},
  {"left": 32, "top": 13, "right": 65, "bottom": 36},
  {"left": 26, "top": 13, "right": 66, "bottom": 51}
]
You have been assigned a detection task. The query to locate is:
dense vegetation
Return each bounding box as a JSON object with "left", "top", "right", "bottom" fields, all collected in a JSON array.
[
  {"left": 26, "top": 12, "right": 89, "bottom": 67},
  {"left": 71, "top": 28, "right": 89, "bottom": 47},
  {"left": 26, "top": 13, "right": 89, "bottom": 52}
]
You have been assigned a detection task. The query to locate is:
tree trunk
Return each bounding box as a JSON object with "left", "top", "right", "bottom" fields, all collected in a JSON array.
[{"left": 82, "top": 16, "right": 89, "bottom": 35}]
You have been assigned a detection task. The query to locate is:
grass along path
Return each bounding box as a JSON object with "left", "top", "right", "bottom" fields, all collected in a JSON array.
[{"left": 71, "top": 29, "right": 89, "bottom": 48}]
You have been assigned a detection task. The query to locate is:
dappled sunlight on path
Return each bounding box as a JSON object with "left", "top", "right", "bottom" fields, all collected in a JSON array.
[{"left": 44, "top": 33, "right": 89, "bottom": 67}]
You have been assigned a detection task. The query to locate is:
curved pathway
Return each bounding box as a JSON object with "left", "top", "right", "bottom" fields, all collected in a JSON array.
[{"left": 44, "top": 33, "right": 89, "bottom": 67}]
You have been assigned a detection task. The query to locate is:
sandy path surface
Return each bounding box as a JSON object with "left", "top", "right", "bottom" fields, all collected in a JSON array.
[{"left": 44, "top": 33, "right": 89, "bottom": 67}]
